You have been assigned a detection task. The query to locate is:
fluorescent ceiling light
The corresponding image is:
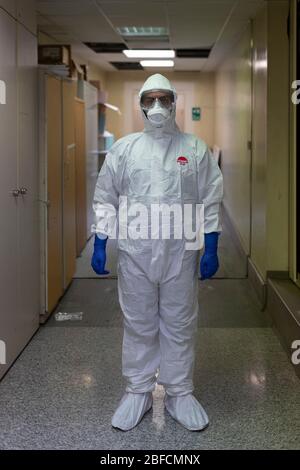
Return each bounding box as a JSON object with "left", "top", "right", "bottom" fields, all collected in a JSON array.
[
  {"left": 123, "top": 50, "right": 175, "bottom": 59},
  {"left": 140, "top": 60, "right": 174, "bottom": 67}
]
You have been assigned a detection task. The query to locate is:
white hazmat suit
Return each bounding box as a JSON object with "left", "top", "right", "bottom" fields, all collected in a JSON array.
[{"left": 93, "top": 74, "right": 223, "bottom": 431}]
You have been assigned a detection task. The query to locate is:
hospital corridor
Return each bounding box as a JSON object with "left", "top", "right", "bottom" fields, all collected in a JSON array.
[{"left": 0, "top": 0, "right": 300, "bottom": 453}]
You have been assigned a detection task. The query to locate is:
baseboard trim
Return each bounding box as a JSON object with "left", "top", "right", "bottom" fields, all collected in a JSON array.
[
  {"left": 266, "top": 279, "right": 300, "bottom": 379},
  {"left": 39, "top": 311, "right": 51, "bottom": 325},
  {"left": 247, "top": 258, "right": 267, "bottom": 309},
  {"left": 267, "top": 270, "right": 289, "bottom": 280}
]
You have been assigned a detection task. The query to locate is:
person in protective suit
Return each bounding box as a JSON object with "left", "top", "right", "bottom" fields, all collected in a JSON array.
[{"left": 91, "top": 74, "right": 223, "bottom": 431}]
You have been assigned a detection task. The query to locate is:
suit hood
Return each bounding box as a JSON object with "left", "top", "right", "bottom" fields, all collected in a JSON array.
[{"left": 139, "top": 74, "right": 179, "bottom": 136}]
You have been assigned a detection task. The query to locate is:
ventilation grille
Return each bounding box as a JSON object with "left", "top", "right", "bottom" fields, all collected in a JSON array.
[
  {"left": 84, "top": 42, "right": 127, "bottom": 53},
  {"left": 116, "top": 26, "right": 168, "bottom": 37},
  {"left": 175, "top": 48, "right": 212, "bottom": 58},
  {"left": 110, "top": 62, "right": 144, "bottom": 70}
]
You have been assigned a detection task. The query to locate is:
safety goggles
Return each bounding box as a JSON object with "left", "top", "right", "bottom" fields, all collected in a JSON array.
[{"left": 140, "top": 91, "right": 175, "bottom": 110}]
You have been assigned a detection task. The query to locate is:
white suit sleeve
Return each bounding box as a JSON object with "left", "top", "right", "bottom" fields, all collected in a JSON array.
[
  {"left": 92, "top": 150, "right": 119, "bottom": 238},
  {"left": 198, "top": 146, "right": 223, "bottom": 234}
]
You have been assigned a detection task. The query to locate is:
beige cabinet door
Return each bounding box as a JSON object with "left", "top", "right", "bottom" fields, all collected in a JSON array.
[
  {"left": 62, "top": 80, "right": 76, "bottom": 289},
  {"left": 0, "top": 9, "right": 18, "bottom": 379},
  {"left": 16, "top": 23, "right": 39, "bottom": 341},
  {"left": 46, "top": 75, "right": 63, "bottom": 313},
  {"left": 74, "top": 98, "right": 87, "bottom": 256}
]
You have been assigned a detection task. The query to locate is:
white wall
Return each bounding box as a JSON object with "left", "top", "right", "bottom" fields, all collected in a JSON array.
[
  {"left": 215, "top": 24, "right": 252, "bottom": 254},
  {"left": 215, "top": 1, "right": 290, "bottom": 280}
]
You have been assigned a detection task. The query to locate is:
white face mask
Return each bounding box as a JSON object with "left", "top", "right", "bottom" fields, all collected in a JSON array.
[{"left": 146, "top": 100, "right": 172, "bottom": 127}]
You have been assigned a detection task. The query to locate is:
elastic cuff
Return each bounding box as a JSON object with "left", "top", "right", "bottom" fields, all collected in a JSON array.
[
  {"left": 125, "top": 378, "right": 157, "bottom": 394},
  {"left": 96, "top": 232, "right": 108, "bottom": 240},
  {"left": 162, "top": 383, "right": 194, "bottom": 397}
]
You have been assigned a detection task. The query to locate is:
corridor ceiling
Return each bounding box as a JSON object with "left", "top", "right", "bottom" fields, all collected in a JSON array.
[{"left": 37, "top": 0, "right": 265, "bottom": 71}]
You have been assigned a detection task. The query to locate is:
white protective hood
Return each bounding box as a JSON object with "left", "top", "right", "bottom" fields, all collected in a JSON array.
[{"left": 139, "top": 74, "right": 179, "bottom": 135}]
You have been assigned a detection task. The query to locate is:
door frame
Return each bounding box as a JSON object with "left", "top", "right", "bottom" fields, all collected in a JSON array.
[{"left": 290, "top": 0, "right": 299, "bottom": 284}]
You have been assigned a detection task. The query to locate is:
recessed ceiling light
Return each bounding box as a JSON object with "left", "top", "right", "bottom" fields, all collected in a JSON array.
[
  {"left": 140, "top": 60, "right": 174, "bottom": 68},
  {"left": 123, "top": 50, "right": 175, "bottom": 59}
]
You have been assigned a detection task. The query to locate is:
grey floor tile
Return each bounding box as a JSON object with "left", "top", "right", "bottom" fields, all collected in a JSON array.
[
  {"left": 0, "top": 325, "right": 299, "bottom": 449},
  {"left": 0, "top": 209, "right": 299, "bottom": 449},
  {"left": 48, "top": 279, "right": 122, "bottom": 328},
  {"left": 47, "top": 277, "right": 268, "bottom": 329},
  {"left": 198, "top": 278, "right": 271, "bottom": 328}
]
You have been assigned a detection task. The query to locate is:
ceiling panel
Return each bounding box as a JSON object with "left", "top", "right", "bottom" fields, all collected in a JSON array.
[
  {"left": 49, "top": 14, "right": 111, "bottom": 27},
  {"left": 203, "top": 19, "right": 250, "bottom": 71},
  {"left": 105, "top": 16, "right": 168, "bottom": 27},
  {"left": 124, "top": 39, "right": 171, "bottom": 48},
  {"left": 170, "top": 19, "right": 226, "bottom": 47},
  {"left": 173, "top": 58, "right": 207, "bottom": 71},
  {"left": 39, "top": 23, "right": 69, "bottom": 34},
  {"left": 37, "top": 0, "right": 265, "bottom": 72},
  {"left": 231, "top": 0, "right": 265, "bottom": 20},
  {"left": 47, "top": 15, "right": 121, "bottom": 42},
  {"left": 167, "top": 0, "right": 235, "bottom": 17},
  {"left": 37, "top": 14, "right": 54, "bottom": 26},
  {"left": 97, "top": 0, "right": 166, "bottom": 17},
  {"left": 37, "top": 0, "right": 98, "bottom": 16}
]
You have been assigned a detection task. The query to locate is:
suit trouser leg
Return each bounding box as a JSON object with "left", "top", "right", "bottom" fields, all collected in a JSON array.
[
  {"left": 118, "top": 251, "right": 160, "bottom": 393},
  {"left": 157, "top": 250, "right": 199, "bottom": 396}
]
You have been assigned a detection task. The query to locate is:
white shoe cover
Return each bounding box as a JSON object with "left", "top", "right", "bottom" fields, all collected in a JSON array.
[
  {"left": 165, "top": 394, "right": 209, "bottom": 431},
  {"left": 111, "top": 392, "right": 153, "bottom": 431}
]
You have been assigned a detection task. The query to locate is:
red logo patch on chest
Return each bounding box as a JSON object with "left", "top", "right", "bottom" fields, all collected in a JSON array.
[{"left": 177, "top": 156, "right": 189, "bottom": 166}]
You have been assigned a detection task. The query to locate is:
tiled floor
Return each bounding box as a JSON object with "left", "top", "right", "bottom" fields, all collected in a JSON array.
[
  {"left": 0, "top": 214, "right": 299, "bottom": 450},
  {"left": 0, "top": 276, "right": 299, "bottom": 449}
]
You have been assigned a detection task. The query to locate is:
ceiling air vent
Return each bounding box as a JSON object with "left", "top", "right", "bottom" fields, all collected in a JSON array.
[
  {"left": 110, "top": 62, "right": 144, "bottom": 70},
  {"left": 84, "top": 42, "right": 127, "bottom": 53},
  {"left": 175, "top": 48, "right": 212, "bottom": 58},
  {"left": 116, "top": 27, "right": 168, "bottom": 37},
  {"left": 116, "top": 27, "right": 169, "bottom": 43}
]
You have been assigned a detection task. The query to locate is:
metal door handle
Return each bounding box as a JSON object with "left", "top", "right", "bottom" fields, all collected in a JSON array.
[
  {"left": 11, "top": 189, "right": 20, "bottom": 197},
  {"left": 19, "top": 187, "right": 28, "bottom": 195}
]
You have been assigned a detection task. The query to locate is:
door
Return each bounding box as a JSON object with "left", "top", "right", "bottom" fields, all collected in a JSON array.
[
  {"left": 296, "top": 0, "right": 300, "bottom": 283},
  {"left": 0, "top": 8, "right": 18, "bottom": 379},
  {"left": 62, "top": 80, "right": 76, "bottom": 289},
  {"left": 16, "top": 23, "right": 39, "bottom": 340},
  {"left": 47, "top": 75, "right": 63, "bottom": 313},
  {"left": 290, "top": 0, "right": 300, "bottom": 284},
  {"left": 74, "top": 98, "right": 87, "bottom": 256}
]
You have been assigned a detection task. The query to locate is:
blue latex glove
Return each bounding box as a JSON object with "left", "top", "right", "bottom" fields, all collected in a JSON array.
[
  {"left": 200, "top": 232, "right": 219, "bottom": 280},
  {"left": 91, "top": 234, "right": 109, "bottom": 275}
]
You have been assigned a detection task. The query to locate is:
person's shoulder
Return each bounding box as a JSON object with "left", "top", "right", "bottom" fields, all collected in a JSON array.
[
  {"left": 181, "top": 133, "right": 209, "bottom": 156},
  {"left": 109, "top": 132, "right": 143, "bottom": 154}
]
